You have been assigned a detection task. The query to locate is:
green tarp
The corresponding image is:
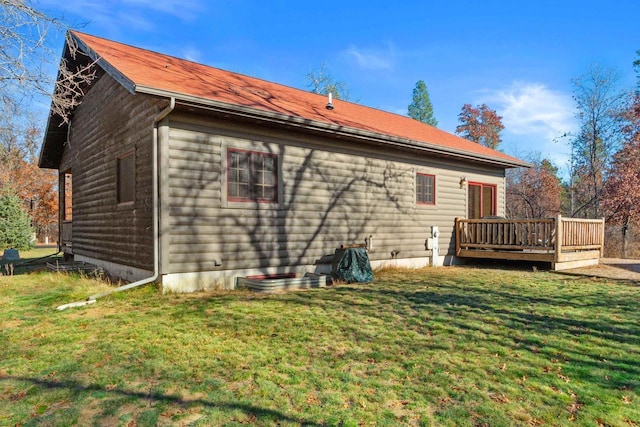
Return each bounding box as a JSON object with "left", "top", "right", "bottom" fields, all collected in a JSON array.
[{"left": 331, "top": 247, "right": 374, "bottom": 283}]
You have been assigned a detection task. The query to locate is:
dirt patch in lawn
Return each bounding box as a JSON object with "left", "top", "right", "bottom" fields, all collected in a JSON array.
[{"left": 561, "top": 258, "right": 640, "bottom": 282}]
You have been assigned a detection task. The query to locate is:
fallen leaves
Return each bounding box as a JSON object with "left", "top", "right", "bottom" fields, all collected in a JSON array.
[
  {"left": 9, "top": 390, "right": 27, "bottom": 401},
  {"left": 489, "top": 393, "right": 510, "bottom": 404}
]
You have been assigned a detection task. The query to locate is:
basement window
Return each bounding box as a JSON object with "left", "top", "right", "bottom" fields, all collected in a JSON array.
[
  {"left": 117, "top": 152, "right": 135, "bottom": 204},
  {"left": 416, "top": 173, "right": 436, "bottom": 205},
  {"left": 227, "top": 148, "right": 278, "bottom": 203}
]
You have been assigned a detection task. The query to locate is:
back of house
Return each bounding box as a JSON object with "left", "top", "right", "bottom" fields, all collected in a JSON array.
[{"left": 39, "top": 31, "right": 528, "bottom": 291}]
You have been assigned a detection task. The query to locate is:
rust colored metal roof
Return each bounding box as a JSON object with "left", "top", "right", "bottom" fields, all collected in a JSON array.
[{"left": 70, "top": 31, "right": 526, "bottom": 167}]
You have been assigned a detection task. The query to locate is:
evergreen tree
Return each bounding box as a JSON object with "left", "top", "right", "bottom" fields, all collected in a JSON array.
[
  {"left": 408, "top": 80, "right": 438, "bottom": 126},
  {"left": 0, "top": 187, "right": 33, "bottom": 250}
]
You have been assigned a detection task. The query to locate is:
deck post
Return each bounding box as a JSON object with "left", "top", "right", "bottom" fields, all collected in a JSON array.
[
  {"left": 600, "top": 217, "right": 605, "bottom": 258},
  {"left": 554, "top": 214, "right": 562, "bottom": 264},
  {"left": 455, "top": 217, "right": 461, "bottom": 256}
]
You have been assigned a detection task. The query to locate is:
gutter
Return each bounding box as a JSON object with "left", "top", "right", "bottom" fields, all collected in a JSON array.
[{"left": 57, "top": 97, "right": 175, "bottom": 310}]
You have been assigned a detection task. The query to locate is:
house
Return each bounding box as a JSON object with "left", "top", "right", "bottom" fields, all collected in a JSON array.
[{"left": 39, "top": 31, "right": 530, "bottom": 292}]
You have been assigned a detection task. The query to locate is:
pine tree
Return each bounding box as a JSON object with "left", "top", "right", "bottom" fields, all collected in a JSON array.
[
  {"left": 408, "top": 80, "right": 438, "bottom": 127},
  {"left": 0, "top": 187, "right": 34, "bottom": 251}
]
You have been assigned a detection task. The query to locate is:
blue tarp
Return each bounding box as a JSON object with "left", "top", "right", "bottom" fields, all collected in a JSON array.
[{"left": 331, "top": 247, "right": 374, "bottom": 283}]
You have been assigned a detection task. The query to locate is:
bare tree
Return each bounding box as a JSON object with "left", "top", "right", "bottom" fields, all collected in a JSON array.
[
  {"left": 602, "top": 52, "right": 640, "bottom": 256},
  {"left": 1, "top": 0, "right": 62, "bottom": 104},
  {"left": 570, "top": 65, "right": 627, "bottom": 218},
  {"left": 50, "top": 34, "right": 98, "bottom": 123},
  {"left": 306, "top": 62, "right": 352, "bottom": 101},
  {"left": 1, "top": 1, "right": 97, "bottom": 243},
  {"left": 506, "top": 154, "right": 563, "bottom": 219},
  {"left": 1, "top": 0, "right": 97, "bottom": 123}
]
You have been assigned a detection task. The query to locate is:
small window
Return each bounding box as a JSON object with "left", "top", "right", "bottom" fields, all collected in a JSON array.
[
  {"left": 117, "top": 152, "right": 135, "bottom": 204},
  {"left": 416, "top": 173, "right": 435, "bottom": 205},
  {"left": 227, "top": 148, "right": 278, "bottom": 203}
]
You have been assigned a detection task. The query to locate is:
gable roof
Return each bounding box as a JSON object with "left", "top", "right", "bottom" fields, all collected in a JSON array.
[{"left": 40, "top": 31, "right": 529, "bottom": 169}]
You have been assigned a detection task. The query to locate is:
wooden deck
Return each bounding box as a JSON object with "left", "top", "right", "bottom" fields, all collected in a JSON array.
[{"left": 455, "top": 216, "right": 605, "bottom": 270}]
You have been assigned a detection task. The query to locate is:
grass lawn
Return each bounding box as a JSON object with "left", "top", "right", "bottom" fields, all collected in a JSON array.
[{"left": 1, "top": 265, "right": 639, "bottom": 426}]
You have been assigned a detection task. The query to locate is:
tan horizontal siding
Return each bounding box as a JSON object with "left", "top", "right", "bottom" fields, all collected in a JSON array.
[
  {"left": 164, "top": 115, "right": 506, "bottom": 274},
  {"left": 166, "top": 221, "right": 454, "bottom": 234}
]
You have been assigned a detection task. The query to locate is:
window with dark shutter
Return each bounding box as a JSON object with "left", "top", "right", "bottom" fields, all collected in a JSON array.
[{"left": 117, "top": 152, "right": 135, "bottom": 204}]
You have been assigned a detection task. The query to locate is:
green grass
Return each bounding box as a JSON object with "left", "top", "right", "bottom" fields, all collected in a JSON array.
[{"left": 1, "top": 265, "right": 639, "bottom": 426}]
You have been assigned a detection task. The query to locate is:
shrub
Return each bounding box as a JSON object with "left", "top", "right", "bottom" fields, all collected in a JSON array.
[{"left": 0, "top": 187, "right": 34, "bottom": 251}]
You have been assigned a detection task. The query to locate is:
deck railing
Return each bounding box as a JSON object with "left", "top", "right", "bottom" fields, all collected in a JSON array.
[
  {"left": 456, "top": 215, "right": 605, "bottom": 262},
  {"left": 456, "top": 218, "right": 556, "bottom": 251},
  {"left": 559, "top": 217, "right": 605, "bottom": 254}
]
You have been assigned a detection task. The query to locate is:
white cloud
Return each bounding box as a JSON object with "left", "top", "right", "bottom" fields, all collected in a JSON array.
[
  {"left": 42, "top": 0, "right": 111, "bottom": 24},
  {"left": 116, "top": 11, "right": 155, "bottom": 32},
  {"left": 477, "top": 81, "right": 578, "bottom": 171},
  {"left": 343, "top": 42, "right": 396, "bottom": 71},
  {"left": 41, "top": 0, "right": 202, "bottom": 31},
  {"left": 480, "top": 81, "right": 576, "bottom": 140},
  {"left": 183, "top": 47, "right": 203, "bottom": 63},
  {"left": 122, "top": 0, "right": 202, "bottom": 21}
]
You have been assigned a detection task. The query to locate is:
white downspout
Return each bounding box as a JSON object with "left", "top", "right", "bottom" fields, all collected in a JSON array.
[{"left": 57, "top": 97, "right": 175, "bottom": 310}]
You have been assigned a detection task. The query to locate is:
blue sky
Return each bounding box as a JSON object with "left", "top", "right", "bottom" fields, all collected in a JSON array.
[{"left": 39, "top": 0, "right": 640, "bottom": 175}]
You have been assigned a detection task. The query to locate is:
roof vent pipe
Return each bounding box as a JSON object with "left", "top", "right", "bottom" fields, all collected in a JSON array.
[{"left": 326, "top": 92, "right": 334, "bottom": 110}]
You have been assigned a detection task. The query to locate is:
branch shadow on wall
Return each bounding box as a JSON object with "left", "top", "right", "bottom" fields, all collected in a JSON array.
[
  {"left": 221, "top": 144, "right": 411, "bottom": 276},
  {"left": 169, "top": 127, "right": 415, "bottom": 282}
]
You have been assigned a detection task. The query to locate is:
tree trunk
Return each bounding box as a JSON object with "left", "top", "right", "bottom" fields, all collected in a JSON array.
[{"left": 622, "top": 217, "right": 630, "bottom": 259}]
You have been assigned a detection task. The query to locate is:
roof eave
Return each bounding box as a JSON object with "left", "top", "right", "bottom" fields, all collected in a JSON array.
[
  {"left": 39, "top": 32, "right": 138, "bottom": 170},
  {"left": 38, "top": 113, "right": 65, "bottom": 169},
  {"left": 136, "top": 85, "right": 531, "bottom": 169},
  {"left": 39, "top": 39, "right": 72, "bottom": 169}
]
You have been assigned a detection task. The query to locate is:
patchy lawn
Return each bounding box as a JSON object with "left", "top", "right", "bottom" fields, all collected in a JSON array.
[{"left": 1, "top": 266, "right": 639, "bottom": 426}]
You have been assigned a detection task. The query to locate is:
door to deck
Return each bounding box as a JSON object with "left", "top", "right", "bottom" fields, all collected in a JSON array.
[
  {"left": 60, "top": 172, "right": 73, "bottom": 256},
  {"left": 468, "top": 182, "right": 496, "bottom": 219}
]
